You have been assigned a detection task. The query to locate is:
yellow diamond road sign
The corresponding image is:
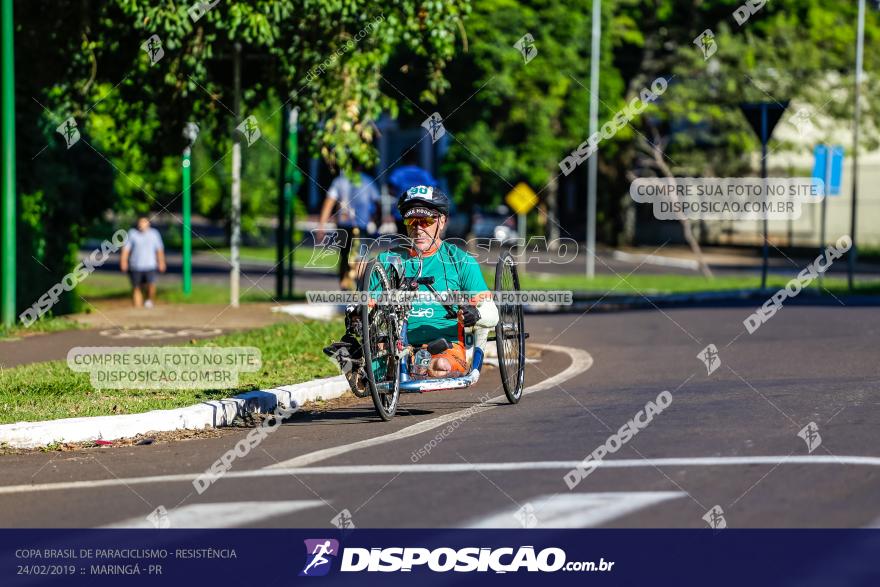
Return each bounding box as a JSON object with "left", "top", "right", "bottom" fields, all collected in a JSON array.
[{"left": 505, "top": 182, "right": 538, "bottom": 215}]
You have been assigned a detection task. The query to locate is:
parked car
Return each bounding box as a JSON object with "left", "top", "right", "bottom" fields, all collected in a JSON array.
[{"left": 471, "top": 207, "right": 518, "bottom": 244}]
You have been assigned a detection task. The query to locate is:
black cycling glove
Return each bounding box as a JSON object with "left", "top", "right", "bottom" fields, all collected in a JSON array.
[{"left": 460, "top": 304, "right": 481, "bottom": 327}]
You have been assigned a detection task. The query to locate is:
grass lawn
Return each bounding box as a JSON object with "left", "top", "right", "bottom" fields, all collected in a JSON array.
[
  {"left": 489, "top": 271, "right": 880, "bottom": 296},
  {"left": 209, "top": 246, "right": 340, "bottom": 269},
  {"left": 0, "top": 319, "right": 344, "bottom": 424},
  {"left": 76, "top": 245, "right": 337, "bottom": 304},
  {"left": 75, "top": 273, "right": 275, "bottom": 304},
  {"left": 76, "top": 268, "right": 880, "bottom": 307},
  {"left": 0, "top": 315, "right": 85, "bottom": 342}
]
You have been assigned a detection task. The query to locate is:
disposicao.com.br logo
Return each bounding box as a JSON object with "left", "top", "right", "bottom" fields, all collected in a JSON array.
[
  {"left": 301, "top": 542, "right": 614, "bottom": 575},
  {"left": 300, "top": 539, "right": 340, "bottom": 577}
]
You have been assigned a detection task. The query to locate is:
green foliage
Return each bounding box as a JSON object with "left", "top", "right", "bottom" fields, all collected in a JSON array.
[
  {"left": 12, "top": 0, "right": 467, "bottom": 317},
  {"left": 434, "top": 0, "right": 623, "bottom": 207},
  {"left": 9, "top": 0, "right": 880, "bottom": 319},
  {"left": 616, "top": 0, "right": 880, "bottom": 177}
]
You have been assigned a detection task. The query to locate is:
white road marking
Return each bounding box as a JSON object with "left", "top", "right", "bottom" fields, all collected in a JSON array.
[
  {"left": 483, "top": 357, "right": 540, "bottom": 367},
  {"left": 466, "top": 491, "right": 685, "bottom": 528},
  {"left": 103, "top": 500, "right": 324, "bottom": 529},
  {"left": 611, "top": 250, "right": 700, "bottom": 270},
  {"left": 1, "top": 455, "right": 878, "bottom": 495},
  {"left": 265, "top": 343, "right": 594, "bottom": 469}
]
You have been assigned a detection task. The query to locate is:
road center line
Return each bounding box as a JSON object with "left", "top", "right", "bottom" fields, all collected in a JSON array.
[
  {"left": 0, "top": 456, "right": 878, "bottom": 495},
  {"left": 264, "top": 343, "right": 594, "bottom": 469},
  {"left": 466, "top": 491, "right": 686, "bottom": 528},
  {"left": 103, "top": 500, "right": 324, "bottom": 529}
]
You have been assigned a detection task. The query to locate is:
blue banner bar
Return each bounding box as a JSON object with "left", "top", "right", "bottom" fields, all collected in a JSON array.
[{"left": 1, "top": 529, "right": 878, "bottom": 586}]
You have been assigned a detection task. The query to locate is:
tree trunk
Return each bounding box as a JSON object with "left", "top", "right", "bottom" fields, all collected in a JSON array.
[{"left": 646, "top": 137, "right": 714, "bottom": 279}]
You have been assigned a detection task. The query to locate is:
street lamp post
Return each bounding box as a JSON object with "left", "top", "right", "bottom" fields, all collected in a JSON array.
[
  {"left": 586, "top": 0, "right": 601, "bottom": 278},
  {"left": 285, "top": 107, "right": 302, "bottom": 298},
  {"left": 1, "top": 0, "right": 16, "bottom": 326},
  {"left": 230, "top": 43, "right": 242, "bottom": 308},
  {"left": 182, "top": 122, "right": 199, "bottom": 296},
  {"left": 848, "top": 0, "right": 866, "bottom": 290},
  {"left": 276, "top": 106, "right": 289, "bottom": 300}
]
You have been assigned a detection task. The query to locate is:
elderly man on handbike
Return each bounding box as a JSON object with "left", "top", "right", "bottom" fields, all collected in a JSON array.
[{"left": 324, "top": 185, "right": 500, "bottom": 395}]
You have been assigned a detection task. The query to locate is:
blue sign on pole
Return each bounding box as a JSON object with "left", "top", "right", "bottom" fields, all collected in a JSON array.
[
  {"left": 829, "top": 145, "right": 844, "bottom": 196},
  {"left": 812, "top": 144, "right": 844, "bottom": 196},
  {"left": 812, "top": 145, "right": 827, "bottom": 193}
]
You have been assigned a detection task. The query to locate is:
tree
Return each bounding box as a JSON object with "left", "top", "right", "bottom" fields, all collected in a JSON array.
[
  {"left": 612, "top": 0, "right": 880, "bottom": 244},
  {"left": 11, "top": 0, "right": 468, "bottom": 316},
  {"left": 426, "top": 0, "right": 626, "bottom": 241}
]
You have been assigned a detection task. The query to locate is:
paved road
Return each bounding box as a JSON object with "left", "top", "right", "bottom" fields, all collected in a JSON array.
[
  {"left": 0, "top": 306, "right": 877, "bottom": 529},
  {"left": 90, "top": 254, "right": 339, "bottom": 296},
  {"left": 149, "top": 247, "right": 880, "bottom": 279}
]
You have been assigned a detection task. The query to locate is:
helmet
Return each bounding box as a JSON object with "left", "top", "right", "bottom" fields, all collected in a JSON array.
[{"left": 397, "top": 185, "right": 450, "bottom": 218}]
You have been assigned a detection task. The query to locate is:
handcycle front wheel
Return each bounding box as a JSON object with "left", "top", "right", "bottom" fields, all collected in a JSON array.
[
  {"left": 358, "top": 260, "right": 401, "bottom": 421},
  {"left": 494, "top": 252, "right": 525, "bottom": 404}
]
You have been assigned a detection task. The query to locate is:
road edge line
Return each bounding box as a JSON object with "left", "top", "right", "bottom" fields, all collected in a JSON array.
[{"left": 265, "top": 343, "right": 593, "bottom": 469}]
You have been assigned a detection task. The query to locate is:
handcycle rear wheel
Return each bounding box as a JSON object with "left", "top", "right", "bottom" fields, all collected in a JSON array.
[
  {"left": 358, "top": 260, "right": 401, "bottom": 420},
  {"left": 494, "top": 252, "right": 525, "bottom": 403}
]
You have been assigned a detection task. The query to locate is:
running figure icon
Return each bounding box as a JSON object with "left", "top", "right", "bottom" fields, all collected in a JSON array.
[{"left": 300, "top": 539, "right": 340, "bottom": 576}]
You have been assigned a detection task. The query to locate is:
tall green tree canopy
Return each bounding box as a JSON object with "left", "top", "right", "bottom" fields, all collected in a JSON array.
[
  {"left": 9, "top": 0, "right": 880, "bottom": 317},
  {"left": 13, "top": 0, "right": 468, "bottom": 315},
  {"left": 434, "top": 0, "right": 879, "bottom": 242}
]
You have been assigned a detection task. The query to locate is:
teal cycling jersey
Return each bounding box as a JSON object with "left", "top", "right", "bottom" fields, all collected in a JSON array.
[{"left": 376, "top": 242, "right": 488, "bottom": 346}]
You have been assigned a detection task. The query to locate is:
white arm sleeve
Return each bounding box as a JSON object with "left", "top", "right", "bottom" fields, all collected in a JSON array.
[{"left": 475, "top": 297, "right": 499, "bottom": 328}]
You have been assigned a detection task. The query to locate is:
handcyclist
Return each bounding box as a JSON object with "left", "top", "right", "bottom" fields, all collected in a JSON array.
[
  {"left": 325, "top": 185, "right": 499, "bottom": 388},
  {"left": 386, "top": 185, "right": 500, "bottom": 376}
]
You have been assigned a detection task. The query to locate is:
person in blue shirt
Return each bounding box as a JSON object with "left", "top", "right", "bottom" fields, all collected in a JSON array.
[
  {"left": 120, "top": 216, "right": 166, "bottom": 308},
  {"left": 388, "top": 150, "right": 437, "bottom": 235}
]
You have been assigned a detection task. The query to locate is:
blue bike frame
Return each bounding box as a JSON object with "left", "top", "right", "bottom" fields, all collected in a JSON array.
[{"left": 376, "top": 307, "right": 485, "bottom": 394}]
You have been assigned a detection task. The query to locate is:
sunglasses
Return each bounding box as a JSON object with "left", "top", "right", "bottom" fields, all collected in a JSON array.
[{"left": 403, "top": 216, "right": 439, "bottom": 228}]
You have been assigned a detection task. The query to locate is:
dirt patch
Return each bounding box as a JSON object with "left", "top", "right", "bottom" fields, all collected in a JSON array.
[{"left": 0, "top": 426, "right": 230, "bottom": 456}]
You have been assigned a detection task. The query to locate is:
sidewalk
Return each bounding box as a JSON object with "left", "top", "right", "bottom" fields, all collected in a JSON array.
[
  {"left": 68, "top": 300, "right": 290, "bottom": 330},
  {"left": 615, "top": 244, "right": 880, "bottom": 272},
  {"left": 609, "top": 244, "right": 879, "bottom": 274},
  {"left": 0, "top": 302, "right": 306, "bottom": 368}
]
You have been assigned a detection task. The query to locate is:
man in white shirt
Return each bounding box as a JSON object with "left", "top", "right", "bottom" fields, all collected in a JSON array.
[{"left": 120, "top": 216, "right": 166, "bottom": 308}]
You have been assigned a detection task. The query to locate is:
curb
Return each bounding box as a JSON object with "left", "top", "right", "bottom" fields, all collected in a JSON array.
[
  {"left": 0, "top": 376, "right": 350, "bottom": 449},
  {"left": 525, "top": 288, "right": 762, "bottom": 313},
  {"left": 272, "top": 290, "right": 880, "bottom": 318},
  {"left": 610, "top": 249, "right": 701, "bottom": 270},
  {"left": 272, "top": 303, "right": 342, "bottom": 320}
]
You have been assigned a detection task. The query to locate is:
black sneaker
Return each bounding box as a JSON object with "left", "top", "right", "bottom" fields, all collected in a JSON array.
[
  {"left": 324, "top": 341, "right": 369, "bottom": 397},
  {"left": 323, "top": 341, "right": 351, "bottom": 359}
]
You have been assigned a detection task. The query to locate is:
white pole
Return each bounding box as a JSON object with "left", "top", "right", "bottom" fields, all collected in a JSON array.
[
  {"left": 230, "top": 43, "right": 242, "bottom": 308},
  {"left": 586, "top": 0, "right": 601, "bottom": 278},
  {"left": 819, "top": 145, "right": 830, "bottom": 286}
]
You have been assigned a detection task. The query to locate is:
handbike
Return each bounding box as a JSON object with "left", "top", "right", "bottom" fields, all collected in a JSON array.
[{"left": 343, "top": 249, "right": 527, "bottom": 421}]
